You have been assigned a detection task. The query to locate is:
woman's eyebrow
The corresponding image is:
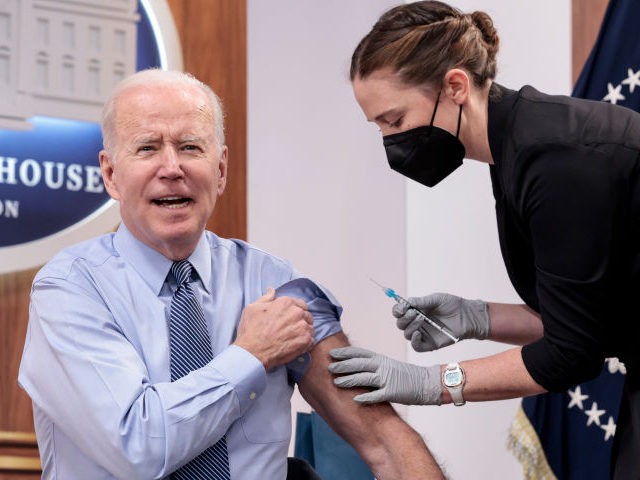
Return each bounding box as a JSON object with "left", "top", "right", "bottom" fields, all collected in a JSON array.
[{"left": 374, "top": 108, "right": 401, "bottom": 123}]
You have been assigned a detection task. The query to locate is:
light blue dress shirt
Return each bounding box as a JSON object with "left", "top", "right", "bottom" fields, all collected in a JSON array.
[{"left": 18, "top": 224, "right": 342, "bottom": 479}]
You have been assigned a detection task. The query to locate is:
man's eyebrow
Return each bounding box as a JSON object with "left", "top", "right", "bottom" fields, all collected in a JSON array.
[
  {"left": 132, "top": 134, "right": 160, "bottom": 144},
  {"left": 179, "top": 135, "right": 205, "bottom": 143}
]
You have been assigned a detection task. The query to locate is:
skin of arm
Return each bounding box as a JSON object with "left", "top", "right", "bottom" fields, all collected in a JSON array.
[
  {"left": 440, "top": 347, "right": 547, "bottom": 405},
  {"left": 486, "top": 302, "right": 543, "bottom": 345},
  {"left": 437, "top": 303, "right": 546, "bottom": 404},
  {"left": 441, "top": 301, "right": 546, "bottom": 404},
  {"left": 299, "top": 332, "right": 446, "bottom": 480}
]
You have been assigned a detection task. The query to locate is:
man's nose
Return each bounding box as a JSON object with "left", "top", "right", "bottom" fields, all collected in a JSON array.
[{"left": 158, "top": 147, "right": 183, "bottom": 178}]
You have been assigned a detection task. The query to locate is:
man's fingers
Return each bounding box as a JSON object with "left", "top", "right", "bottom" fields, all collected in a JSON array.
[
  {"left": 289, "top": 296, "right": 309, "bottom": 310},
  {"left": 257, "top": 287, "right": 276, "bottom": 302},
  {"left": 303, "top": 311, "right": 314, "bottom": 325}
]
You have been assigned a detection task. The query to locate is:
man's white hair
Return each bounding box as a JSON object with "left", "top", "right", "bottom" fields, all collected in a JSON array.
[{"left": 101, "top": 68, "right": 225, "bottom": 156}]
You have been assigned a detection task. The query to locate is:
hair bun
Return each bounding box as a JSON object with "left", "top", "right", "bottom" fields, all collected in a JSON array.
[{"left": 470, "top": 11, "right": 499, "bottom": 58}]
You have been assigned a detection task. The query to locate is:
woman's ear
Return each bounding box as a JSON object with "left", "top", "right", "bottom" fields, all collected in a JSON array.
[{"left": 443, "top": 68, "right": 470, "bottom": 105}]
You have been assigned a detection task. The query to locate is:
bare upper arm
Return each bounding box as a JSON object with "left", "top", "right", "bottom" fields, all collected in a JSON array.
[{"left": 298, "top": 332, "right": 444, "bottom": 479}]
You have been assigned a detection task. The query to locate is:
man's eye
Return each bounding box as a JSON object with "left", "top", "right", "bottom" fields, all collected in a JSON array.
[
  {"left": 183, "top": 144, "right": 202, "bottom": 152},
  {"left": 389, "top": 118, "right": 402, "bottom": 128},
  {"left": 138, "top": 145, "right": 154, "bottom": 152}
]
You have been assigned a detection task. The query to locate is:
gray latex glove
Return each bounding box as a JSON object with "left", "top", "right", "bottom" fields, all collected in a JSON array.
[
  {"left": 328, "top": 346, "right": 442, "bottom": 405},
  {"left": 393, "top": 293, "right": 489, "bottom": 352}
]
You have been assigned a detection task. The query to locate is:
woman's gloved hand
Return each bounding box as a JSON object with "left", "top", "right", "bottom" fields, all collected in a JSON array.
[
  {"left": 328, "top": 346, "right": 442, "bottom": 405},
  {"left": 393, "top": 293, "right": 489, "bottom": 352}
]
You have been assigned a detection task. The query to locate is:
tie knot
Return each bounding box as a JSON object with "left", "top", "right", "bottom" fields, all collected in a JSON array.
[{"left": 170, "top": 260, "right": 193, "bottom": 286}]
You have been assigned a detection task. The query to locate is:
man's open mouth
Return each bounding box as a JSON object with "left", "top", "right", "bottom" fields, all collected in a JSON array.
[{"left": 152, "top": 196, "right": 192, "bottom": 208}]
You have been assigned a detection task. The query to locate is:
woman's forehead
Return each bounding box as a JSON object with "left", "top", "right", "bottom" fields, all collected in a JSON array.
[{"left": 353, "top": 71, "right": 431, "bottom": 121}]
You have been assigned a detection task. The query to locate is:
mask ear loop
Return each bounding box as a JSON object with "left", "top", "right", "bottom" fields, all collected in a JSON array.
[
  {"left": 455, "top": 104, "right": 463, "bottom": 138},
  {"left": 429, "top": 93, "right": 441, "bottom": 126}
]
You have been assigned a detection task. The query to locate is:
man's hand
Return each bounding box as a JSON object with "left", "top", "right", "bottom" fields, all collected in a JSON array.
[
  {"left": 393, "top": 293, "right": 489, "bottom": 351},
  {"left": 234, "top": 288, "right": 314, "bottom": 370},
  {"left": 328, "top": 346, "right": 442, "bottom": 405}
]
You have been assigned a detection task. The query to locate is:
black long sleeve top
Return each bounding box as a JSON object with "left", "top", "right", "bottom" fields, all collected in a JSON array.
[{"left": 487, "top": 84, "right": 640, "bottom": 391}]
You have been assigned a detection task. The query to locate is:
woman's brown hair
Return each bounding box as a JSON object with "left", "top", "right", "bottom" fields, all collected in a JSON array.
[{"left": 351, "top": 1, "right": 500, "bottom": 92}]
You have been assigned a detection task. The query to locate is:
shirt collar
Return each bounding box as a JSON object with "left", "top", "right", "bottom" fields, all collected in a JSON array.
[
  {"left": 113, "top": 224, "right": 212, "bottom": 295},
  {"left": 188, "top": 233, "right": 212, "bottom": 294}
]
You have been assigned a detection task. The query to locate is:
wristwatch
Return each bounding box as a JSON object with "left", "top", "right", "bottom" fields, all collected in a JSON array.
[{"left": 443, "top": 362, "right": 466, "bottom": 406}]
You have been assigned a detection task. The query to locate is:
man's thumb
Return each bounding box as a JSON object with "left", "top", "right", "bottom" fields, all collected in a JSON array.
[{"left": 257, "top": 287, "right": 276, "bottom": 302}]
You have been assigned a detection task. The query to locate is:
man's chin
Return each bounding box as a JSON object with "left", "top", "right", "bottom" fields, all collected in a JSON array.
[{"left": 130, "top": 223, "right": 203, "bottom": 259}]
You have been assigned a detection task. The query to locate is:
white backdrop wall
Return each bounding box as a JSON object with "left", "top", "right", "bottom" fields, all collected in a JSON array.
[
  {"left": 247, "top": 1, "right": 571, "bottom": 479},
  {"left": 247, "top": 0, "right": 408, "bottom": 429}
]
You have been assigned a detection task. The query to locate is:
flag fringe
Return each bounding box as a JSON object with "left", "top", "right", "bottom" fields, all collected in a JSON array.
[{"left": 506, "top": 405, "right": 558, "bottom": 480}]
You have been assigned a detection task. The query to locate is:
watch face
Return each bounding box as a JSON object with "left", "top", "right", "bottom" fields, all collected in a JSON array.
[{"left": 444, "top": 370, "right": 463, "bottom": 387}]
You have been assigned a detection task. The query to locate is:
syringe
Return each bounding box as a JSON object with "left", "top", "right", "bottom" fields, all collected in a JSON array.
[{"left": 370, "top": 278, "right": 460, "bottom": 343}]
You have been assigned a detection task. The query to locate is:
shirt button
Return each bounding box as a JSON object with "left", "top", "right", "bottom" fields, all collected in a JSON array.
[{"left": 249, "top": 392, "right": 257, "bottom": 400}]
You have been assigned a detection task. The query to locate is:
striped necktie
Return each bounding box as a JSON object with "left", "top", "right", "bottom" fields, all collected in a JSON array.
[{"left": 168, "top": 260, "right": 231, "bottom": 480}]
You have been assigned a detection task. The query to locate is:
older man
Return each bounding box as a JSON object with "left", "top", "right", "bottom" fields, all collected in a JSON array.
[{"left": 18, "top": 69, "right": 444, "bottom": 479}]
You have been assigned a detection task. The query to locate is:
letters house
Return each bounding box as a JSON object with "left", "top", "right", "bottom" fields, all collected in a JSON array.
[{"left": 0, "top": 0, "right": 139, "bottom": 131}]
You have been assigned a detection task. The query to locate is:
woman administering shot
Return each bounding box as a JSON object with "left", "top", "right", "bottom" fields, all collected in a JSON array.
[{"left": 327, "top": 1, "right": 640, "bottom": 477}]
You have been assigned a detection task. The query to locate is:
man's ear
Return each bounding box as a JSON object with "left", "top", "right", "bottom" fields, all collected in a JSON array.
[
  {"left": 99, "top": 150, "right": 120, "bottom": 201},
  {"left": 216, "top": 146, "right": 228, "bottom": 196},
  {"left": 443, "top": 68, "right": 470, "bottom": 105}
]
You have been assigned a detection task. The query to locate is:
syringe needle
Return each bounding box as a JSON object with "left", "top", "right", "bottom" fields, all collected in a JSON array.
[
  {"left": 369, "top": 277, "right": 400, "bottom": 300},
  {"left": 370, "top": 277, "right": 459, "bottom": 343}
]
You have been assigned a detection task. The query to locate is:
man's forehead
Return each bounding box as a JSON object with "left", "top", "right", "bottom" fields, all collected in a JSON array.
[{"left": 115, "top": 97, "right": 214, "bottom": 127}]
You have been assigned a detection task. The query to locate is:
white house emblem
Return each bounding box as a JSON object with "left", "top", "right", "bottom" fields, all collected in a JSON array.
[{"left": 0, "top": 0, "right": 183, "bottom": 273}]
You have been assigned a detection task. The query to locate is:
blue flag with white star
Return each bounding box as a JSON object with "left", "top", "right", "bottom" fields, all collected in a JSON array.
[
  {"left": 509, "top": 360, "right": 626, "bottom": 479},
  {"left": 573, "top": 0, "right": 640, "bottom": 110},
  {"left": 508, "top": 0, "right": 638, "bottom": 478}
]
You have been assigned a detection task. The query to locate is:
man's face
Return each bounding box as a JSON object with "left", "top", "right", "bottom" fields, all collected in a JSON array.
[{"left": 99, "top": 83, "right": 227, "bottom": 260}]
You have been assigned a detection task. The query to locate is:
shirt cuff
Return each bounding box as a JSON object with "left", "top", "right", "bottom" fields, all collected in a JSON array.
[{"left": 214, "top": 344, "right": 267, "bottom": 412}]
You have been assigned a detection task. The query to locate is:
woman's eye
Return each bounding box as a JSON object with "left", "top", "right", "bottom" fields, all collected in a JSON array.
[{"left": 389, "top": 118, "right": 402, "bottom": 128}]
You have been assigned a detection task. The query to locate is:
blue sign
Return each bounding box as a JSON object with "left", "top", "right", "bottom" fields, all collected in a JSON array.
[{"left": 0, "top": 0, "right": 182, "bottom": 272}]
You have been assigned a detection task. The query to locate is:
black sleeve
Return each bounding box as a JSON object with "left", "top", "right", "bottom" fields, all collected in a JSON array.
[{"left": 517, "top": 144, "right": 628, "bottom": 391}]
